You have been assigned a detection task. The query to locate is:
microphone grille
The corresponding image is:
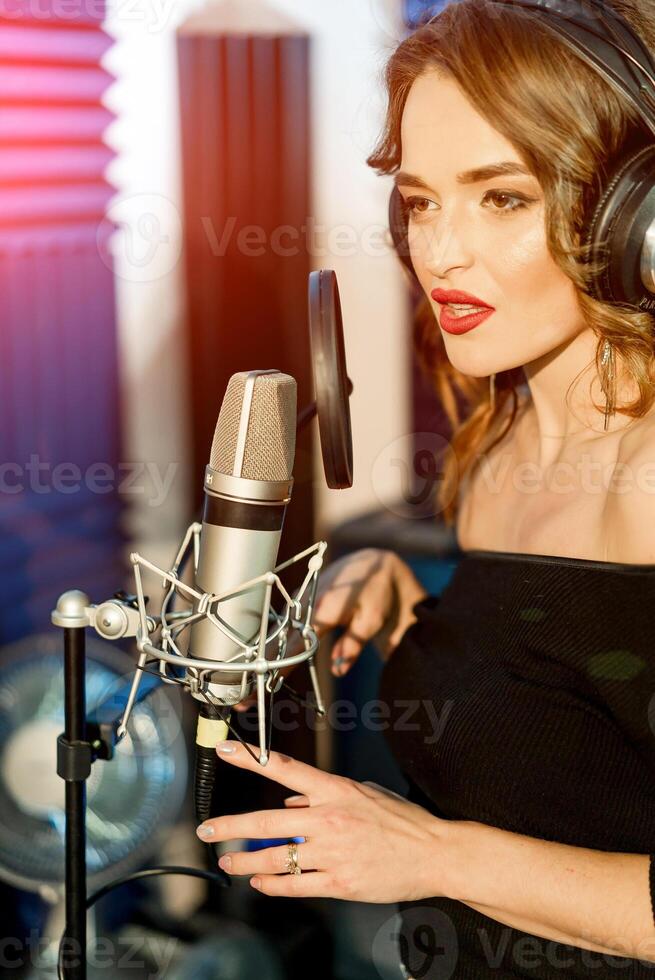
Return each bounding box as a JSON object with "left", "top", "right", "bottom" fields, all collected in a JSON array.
[{"left": 210, "top": 371, "right": 297, "bottom": 480}]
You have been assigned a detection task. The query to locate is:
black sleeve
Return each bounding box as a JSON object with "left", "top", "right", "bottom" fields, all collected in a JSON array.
[
  {"left": 575, "top": 575, "right": 655, "bottom": 780},
  {"left": 570, "top": 575, "right": 655, "bottom": 928}
]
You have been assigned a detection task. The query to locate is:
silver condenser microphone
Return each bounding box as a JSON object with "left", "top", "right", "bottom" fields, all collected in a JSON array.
[
  {"left": 191, "top": 369, "right": 297, "bottom": 830},
  {"left": 189, "top": 368, "right": 297, "bottom": 705}
]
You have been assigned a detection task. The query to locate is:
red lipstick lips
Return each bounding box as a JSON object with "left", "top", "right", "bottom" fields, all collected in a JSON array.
[
  {"left": 431, "top": 288, "right": 492, "bottom": 308},
  {"left": 431, "top": 288, "right": 496, "bottom": 336}
]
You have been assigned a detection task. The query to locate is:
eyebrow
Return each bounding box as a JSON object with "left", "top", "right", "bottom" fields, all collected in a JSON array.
[{"left": 394, "top": 162, "right": 533, "bottom": 189}]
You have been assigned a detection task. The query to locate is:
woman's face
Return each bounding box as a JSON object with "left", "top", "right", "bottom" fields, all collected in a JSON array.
[{"left": 397, "top": 70, "right": 586, "bottom": 377}]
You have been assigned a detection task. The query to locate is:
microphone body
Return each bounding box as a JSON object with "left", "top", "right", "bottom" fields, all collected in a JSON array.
[
  {"left": 190, "top": 469, "right": 292, "bottom": 703},
  {"left": 188, "top": 369, "right": 297, "bottom": 706}
]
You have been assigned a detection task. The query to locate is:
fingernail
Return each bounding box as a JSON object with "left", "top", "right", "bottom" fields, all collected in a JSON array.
[
  {"left": 218, "top": 854, "right": 232, "bottom": 871},
  {"left": 251, "top": 877, "right": 261, "bottom": 889},
  {"left": 217, "top": 742, "right": 236, "bottom": 754},
  {"left": 286, "top": 794, "right": 304, "bottom": 803},
  {"left": 196, "top": 824, "right": 214, "bottom": 839}
]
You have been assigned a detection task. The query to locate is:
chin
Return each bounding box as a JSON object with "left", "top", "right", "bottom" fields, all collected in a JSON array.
[{"left": 442, "top": 350, "right": 498, "bottom": 379}]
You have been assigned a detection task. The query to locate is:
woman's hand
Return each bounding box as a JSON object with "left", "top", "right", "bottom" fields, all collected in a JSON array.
[
  {"left": 195, "top": 740, "right": 452, "bottom": 903},
  {"left": 233, "top": 548, "right": 427, "bottom": 712},
  {"left": 312, "top": 548, "right": 428, "bottom": 675}
]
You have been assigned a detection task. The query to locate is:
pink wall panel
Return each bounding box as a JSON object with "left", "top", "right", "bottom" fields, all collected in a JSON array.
[{"left": 0, "top": 3, "right": 123, "bottom": 642}]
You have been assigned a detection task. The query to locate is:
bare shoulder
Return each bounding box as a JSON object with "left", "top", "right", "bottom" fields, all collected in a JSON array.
[{"left": 606, "top": 413, "right": 655, "bottom": 564}]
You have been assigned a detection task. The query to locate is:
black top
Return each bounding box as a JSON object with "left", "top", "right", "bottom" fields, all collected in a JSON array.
[{"left": 378, "top": 549, "right": 655, "bottom": 979}]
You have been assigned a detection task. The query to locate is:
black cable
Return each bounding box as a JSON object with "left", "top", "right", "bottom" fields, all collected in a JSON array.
[
  {"left": 194, "top": 702, "right": 232, "bottom": 823},
  {"left": 87, "top": 865, "right": 229, "bottom": 907},
  {"left": 194, "top": 743, "right": 219, "bottom": 826},
  {"left": 193, "top": 702, "right": 234, "bottom": 870},
  {"left": 57, "top": 865, "right": 229, "bottom": 980}
]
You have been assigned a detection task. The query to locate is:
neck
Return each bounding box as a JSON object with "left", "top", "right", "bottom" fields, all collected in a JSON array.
[{"left": 521, "top": 327, "right": 634, "bottom": 469}]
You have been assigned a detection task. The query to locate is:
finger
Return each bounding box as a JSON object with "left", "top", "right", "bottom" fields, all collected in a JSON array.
[
  {"left": 313, "top": 568, "right": 379, "bottom": 637},
  {"left": 331, "top": 606, "right": 383, "bottom": 674},
  {"left": 361, "top": 780, "right": 407, "bottom": 802},
  {"left": 196, "top": 806, "right": 313, "bottom": 843},
  {"left": 331, "top": 626, "right": 366, "bottom": 668},
  {"left": 220, "top": 839, "right": 319, "bottom": 876},
  {"left": 284, "top": 794, "right": 309, "bottom": 807},
  {"left": 250, "top": 870, "right": 335, "bottom": 898},
  {"left": 348, "top": 602, "right": 386, "bottom": 650},
  {"left": 331, "top": 641, "right": 360, "bottom": 676},
  {"left": 212, "top": 741, "right": 343, "bottom": 802},
  {"left": 233, "top": 701, "right": 253, "bottom": 713}
]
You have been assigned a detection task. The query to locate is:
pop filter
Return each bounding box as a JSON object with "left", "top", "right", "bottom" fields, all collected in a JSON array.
[{"left": 302, "top": 269, "right": 354, "bottom": 490}]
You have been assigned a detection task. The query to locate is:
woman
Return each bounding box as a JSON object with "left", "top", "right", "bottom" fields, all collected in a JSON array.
[{"left": 196, "top": 1, "right": 655, "bottom": 976}]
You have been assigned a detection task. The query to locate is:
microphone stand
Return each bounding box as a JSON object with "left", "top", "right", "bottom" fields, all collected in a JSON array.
[
  {"left": 60, "top": 617, "right": 88, "bottom": 980},
  {"left": 52, "top": 590, "right": 166, "bottom": 980}
]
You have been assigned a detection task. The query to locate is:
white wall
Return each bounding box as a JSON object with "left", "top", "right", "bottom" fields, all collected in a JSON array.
[{"left": 102, "top": 0, "right": 411, "bottom": 560}]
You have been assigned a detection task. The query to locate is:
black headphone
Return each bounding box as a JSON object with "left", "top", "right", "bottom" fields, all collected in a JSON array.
[{"left": 388, "top": 0, "right": 655, "bottom": 312}]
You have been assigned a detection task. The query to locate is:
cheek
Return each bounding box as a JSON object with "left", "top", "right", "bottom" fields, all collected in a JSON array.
[
  {"left": 493, "top": 223, "right": 555, "bottom": 293},
  {"left": 494, "top": 227, "right": 581, "bottom": 329}
]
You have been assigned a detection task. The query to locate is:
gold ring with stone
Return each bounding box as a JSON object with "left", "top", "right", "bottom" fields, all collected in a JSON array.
[{"left": 285, "top": 840, "right": 302, "bottom": 875}]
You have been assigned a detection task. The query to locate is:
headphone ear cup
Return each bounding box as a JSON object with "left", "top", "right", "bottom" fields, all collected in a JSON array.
[
  {"left": 584, "top": 142, "right": 655, "bottom": 311},
  {"left": 389, "top": 185, "right": 418, "bottom": 279}
]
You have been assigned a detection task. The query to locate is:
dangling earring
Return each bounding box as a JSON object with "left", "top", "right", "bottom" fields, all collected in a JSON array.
[
  {"left": 489, "top": 372, "right": 496, "bottom": 411},
  {"left": 600, "top": 339, "right": 616, "bottom": 431}
]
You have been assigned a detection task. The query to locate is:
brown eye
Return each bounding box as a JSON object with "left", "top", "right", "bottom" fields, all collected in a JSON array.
[
  {"left": 483, "top": 190, "right": 532, "bottom": 214},
  {"left": 405, "top": 196, "right": 437, "bottom": 219}
]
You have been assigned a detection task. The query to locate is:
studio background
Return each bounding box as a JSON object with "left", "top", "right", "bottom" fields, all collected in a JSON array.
[{"left": 0, "top": 1, "right": 459, "bottom": 977}]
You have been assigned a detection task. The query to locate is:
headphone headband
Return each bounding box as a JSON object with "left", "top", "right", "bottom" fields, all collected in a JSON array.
[{"left": 488, "top": 0, "right": 655, "bottom": 137}]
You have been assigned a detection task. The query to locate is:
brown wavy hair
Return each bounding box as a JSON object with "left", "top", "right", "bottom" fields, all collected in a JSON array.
[{"left": 366, "top": 0, "right": 655, "bottom": 527}]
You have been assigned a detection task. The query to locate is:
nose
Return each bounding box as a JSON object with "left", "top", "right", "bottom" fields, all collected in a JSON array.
[{"left": 413, "top": 208, "right": 473, "bottom": 280}]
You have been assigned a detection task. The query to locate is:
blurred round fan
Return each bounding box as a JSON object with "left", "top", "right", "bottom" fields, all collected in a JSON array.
[{"left": 0, "top": 632, "right": 188, "bottom": 897}]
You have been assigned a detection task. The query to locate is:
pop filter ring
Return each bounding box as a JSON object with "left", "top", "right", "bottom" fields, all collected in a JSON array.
[{"left": 304, "top": 269, "right": 354, "bottom": 490}]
